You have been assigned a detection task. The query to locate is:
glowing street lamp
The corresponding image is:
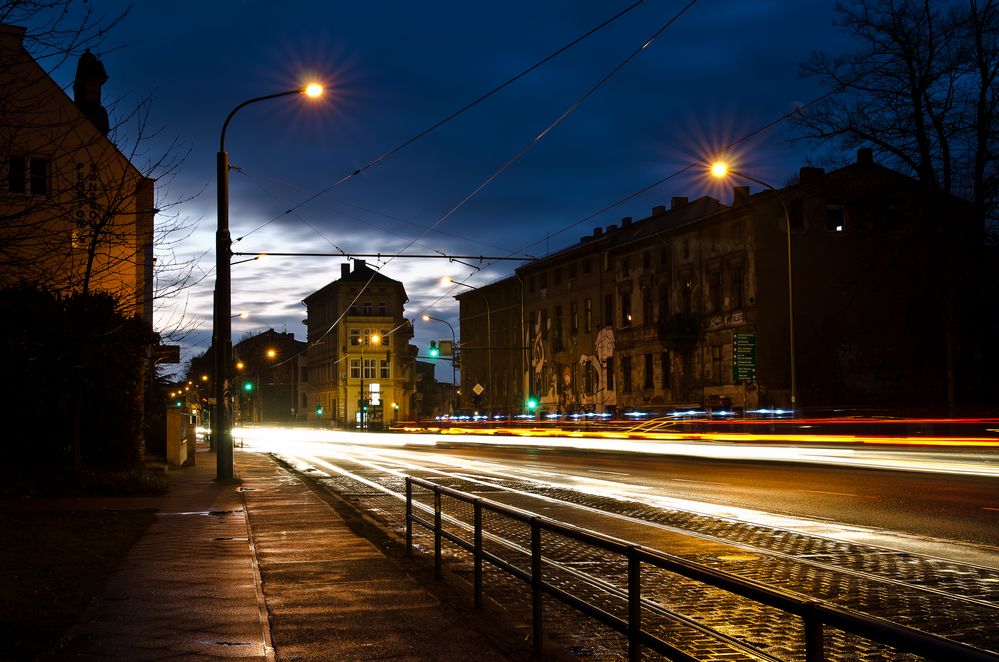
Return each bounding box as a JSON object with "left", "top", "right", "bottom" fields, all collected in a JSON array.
[
  {"left": 214, "top": 82, "right": 324, "bottom": 481},
  {"left": 443, "top": 277, "right": 492, "bottom": 417},
  {"left": 709, "top": 160, "right": 797, "bottom": 414}
]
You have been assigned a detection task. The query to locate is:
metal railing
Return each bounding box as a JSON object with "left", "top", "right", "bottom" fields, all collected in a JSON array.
[{"left": 405, "top": 476, "right": 996, "bottom": 662}]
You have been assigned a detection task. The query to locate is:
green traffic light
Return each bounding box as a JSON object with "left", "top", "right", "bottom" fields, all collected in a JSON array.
[
  {"left": 316, "top": 406, "right": 323, "bottom": 415},
  {"left": 526, "top": 397, "right": 538, "bottom": 411},
  {"left": 428, "top": 341, "right": 439, "bottom": 358},
  {"left": 244, "top": 382, "right": 253, "bottom": 392},
  {"left": 175, "top": 400, "right": 183, "bottom": 407}
]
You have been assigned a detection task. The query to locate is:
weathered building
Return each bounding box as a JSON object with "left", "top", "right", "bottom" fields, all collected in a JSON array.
[
  {"left": 0, "top": 25, "right": 154, "bottom": 320},
  {"left": 303, "top": 260, "right": 416, "bottom": 428},
  {"left": 232, "top": 329, "right": 306, "bottom": 424},
  {"left": 458, "top": 151, "right": 982, "bottom": 416}
]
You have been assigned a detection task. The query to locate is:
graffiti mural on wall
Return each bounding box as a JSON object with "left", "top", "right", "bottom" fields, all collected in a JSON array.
[
  {"left": 530, "top": 308, "right": 617, "bottom": 414},
  {"left": 579, "top": 326, "right": 616, "bottom": 412}
]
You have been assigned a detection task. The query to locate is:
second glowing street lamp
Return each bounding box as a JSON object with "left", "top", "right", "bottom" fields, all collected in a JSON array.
[
  {"left": 444, "top": 277, "right": 492, "bottom": 417},
  {"left": 710, "top": 161, "right": 797, "bottom": 414},
  {"left": 422, "top": 314, "right": 458, "bottom": 414},
  {"left": 214, "top": 83, "right": 322, "bottom": 481}
]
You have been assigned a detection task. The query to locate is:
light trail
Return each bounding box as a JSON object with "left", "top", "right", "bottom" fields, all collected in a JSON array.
[
  {"left": 233, "top": 426, "right": 999, "bottom": 478},
  {"left": 246, "top": 434, "right": 999, "bottom": 612}
]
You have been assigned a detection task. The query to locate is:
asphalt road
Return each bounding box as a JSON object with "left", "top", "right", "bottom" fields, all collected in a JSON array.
[{"left": 237, "top": 427, "right": 999, "bottom": 557}]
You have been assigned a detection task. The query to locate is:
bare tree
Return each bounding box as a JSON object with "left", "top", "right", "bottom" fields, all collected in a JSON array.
[
  {"left": 797, "top": 0, "right": 998, "bottom": 240},
  {"left": 795, "top": 0, "right": 999, "bottom": 411}
]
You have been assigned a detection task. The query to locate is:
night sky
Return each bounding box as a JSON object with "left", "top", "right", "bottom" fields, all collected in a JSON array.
[{"left": 37, "top": 1, "right": 851, "bottom": 377}]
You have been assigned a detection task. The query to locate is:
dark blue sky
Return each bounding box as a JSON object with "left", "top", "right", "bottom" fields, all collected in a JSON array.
[{"left": 44, "top": 1, "right": 850, "bottom": 377}]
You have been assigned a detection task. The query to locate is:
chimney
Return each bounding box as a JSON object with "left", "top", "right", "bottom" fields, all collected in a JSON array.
[
  {"left": 606, "top": 224, "right": 618, "bottom": 233},
  {"left": 621, "top": 216, "right": 632, "bottom": 227},
  {"left": 799, "top": 166, "right": 825, "bottom": 181},
  {"left": 857, "top": 147, "right": 874, "bottom": 165},
  {"left": 341, "top": 263, "right": 350, "bottom": 278},
  {"left": 354, "top": 258, "right": 366, "bottom": 271},
  {"left": 593, "top": 227, "right": 603, "bottom": 238},
  {"left": 652, "top": 205, "right": 666, "bottom": 216},
  {"left": 73, "top": 50, "right": 110, "bottom": 135},
  {"left": 671, "top": 196, "right": 688, "bottom": 209},
  {"left": 733, "top": 185, "right": 750, "bottom": 206}
]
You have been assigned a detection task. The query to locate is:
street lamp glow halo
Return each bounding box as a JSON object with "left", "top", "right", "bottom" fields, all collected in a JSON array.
[
  {"left": 710, "top": 161, "right": 729, "bottom": 178},
  {"left": 304, "top": 83, "right": 323, "bottom": 98}
]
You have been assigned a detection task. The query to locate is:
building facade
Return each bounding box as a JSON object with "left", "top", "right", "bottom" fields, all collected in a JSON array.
[
  {"left": 458, "top": 150, "right": 982, "bottom": 416},
  {"left": 303, "top": 260, "right": 416, "bottom": 428},
  {"left": 0, "top": 24, "right": 154, "bottom": 320}
]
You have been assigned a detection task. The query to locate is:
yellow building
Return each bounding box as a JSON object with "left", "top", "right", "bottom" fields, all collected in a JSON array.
[
  {"left": 0, "top": 24, "right": 154, "bottom": 320},
  {"left": 303, "top": 260, "right": 416, "bottom": 428}
]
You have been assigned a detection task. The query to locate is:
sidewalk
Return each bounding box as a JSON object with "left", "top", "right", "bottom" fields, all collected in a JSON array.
[{"left": 50, "top": 444, "right": 528, "bottom": 660}]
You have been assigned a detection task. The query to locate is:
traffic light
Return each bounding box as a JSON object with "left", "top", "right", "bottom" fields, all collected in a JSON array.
[
  {"left": 526, "top": 396, "right": 539, "bottom": 411},
  {"left": 243, "top": 381, "right": 254, "bottom": 392},
  {"left": 315, "top": 406, "right": 324, "bottom": 416},
  {"left": 175, "top": 400, "right": 183, "bottom": 408},
  {"left": 428, "top": 340, "right": 439, "bottom": 358}
]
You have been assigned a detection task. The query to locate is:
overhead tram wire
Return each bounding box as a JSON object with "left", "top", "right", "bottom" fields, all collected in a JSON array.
[
  {"left": 232, "top": 1, "right": 645, "bottom": 245},
  {"left": 489, "top": 78, "right": 867, "bottom": 268},
  {"left": 246, "top": 0, "right": 701, "bottom": 367}
]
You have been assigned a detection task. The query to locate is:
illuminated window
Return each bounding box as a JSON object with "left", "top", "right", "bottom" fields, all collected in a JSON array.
[{"left": 826, "top": 206, "right": 845, "bottom": 232}]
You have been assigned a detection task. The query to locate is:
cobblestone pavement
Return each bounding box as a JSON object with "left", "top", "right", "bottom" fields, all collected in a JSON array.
[{"left": 284, "top": 455, "right": 999, "bottom": 662}]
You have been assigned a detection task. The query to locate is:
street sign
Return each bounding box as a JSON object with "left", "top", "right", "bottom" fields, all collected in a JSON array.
[
  {"left": 732, "top": 332, "right": 757, "bottom": 382},
  {"left": 472, "top": 383, "right": 484, "bottom": 396}
]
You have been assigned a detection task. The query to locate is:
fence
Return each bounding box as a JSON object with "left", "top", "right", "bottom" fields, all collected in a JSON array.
[{"left": 405, "top": 476, "right": 995, "bottom": 661}]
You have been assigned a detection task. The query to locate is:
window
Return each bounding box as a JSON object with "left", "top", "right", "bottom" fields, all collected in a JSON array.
[
  {"left": 658, "top": 285, "right": 670, "bottom": 321},
  {"left": 362, "top": 302, "right": 373, "bottom": 315},
  {"left": 621, "top": 356, "right": 632, "bottom": 393},
  {"left": 826, "top": 206, "right": 845, "bottom": 232},
  {"left": 683, "top": 239, "right": 690, "bottom": 259},
  {"left": 642, "top": 251, "right": 651, "bottom": 271},
  {"left": 584, "top": 298, "right": 592, "bottom": 333},
  {"left": 554, "top": 306, "right": 563, "bottom": 348},
  {"left": 350, "top": 359, "right": 361, "bottom": 379},
  {"left": 7, "top": 156, "right": 48, "bottom": 195},
  {"left": 710, "top": 346, "right": 722, "bottom": 384},
  {"left": 642, "top": 287, "right": 652, "bottom": 327},
  {"left": 539, "top": 272, "right": 548, "bottom": 289},
  {"left": 604, "top": 293, "right": 614, "bottom": 327},
  {"left": 661, "top": 351, "right": 671, "bottom": 388},
  {"left": 681, "top": 276, "right": 693, "bottom": 313},
  {"left": 364, "top": 358, "right": 377, "bottom": 379},
  {"left": 553, "top": 267, "right": 562, "bottom": 286},
  {"left": 620, "top": 257, "right": 630, "bottom": 279},
  {"left": 730, "top": 265, "right": 744, "bottom": 310},
  {"left": 621, "top": 291, "right": 632, "bottom": 327},
  {"left": 378, "top": 302, "right": 387, "bottom": 316},
  {"left": 570, "top": 301, "right": 578, "bottom": 334},
  {"left": 380, "top": 359, "right": 391, "bottom": 379},
  {"left": 708, "top": 269, "right": 722, "bottom": 313},
  {"left": 644, "top": 353, "right": 653, "bottom": 390},
  {"left": 582, "top": 258, "right": 591, "bottom": 276},
  {"left": 606, "top": 357, "right": 614, "bottom": 390},
  {"left": 349, "top": 329, "right": 361, "bottom": 345},
  {"left": 568, "top": 262, "right": 577, "bottom": 279}
]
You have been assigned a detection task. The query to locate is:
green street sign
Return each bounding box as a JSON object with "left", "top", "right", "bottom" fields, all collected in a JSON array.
[{"left": 732, "top": 332, "right": 757, "bottom": 382}]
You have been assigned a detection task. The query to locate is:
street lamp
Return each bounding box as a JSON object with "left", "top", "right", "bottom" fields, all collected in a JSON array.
[
  {"left": 443, "top": 277, "right": 492, "bottom": 417},
  {"left": 709, "top": 161, "right": 797, "bottom": 415},
  {"left": 357, "top": 333, "right": 380, "bottom": 430},
  {"left": 422, "top": 313, "right": 458, "bottom": 415},
  {"left": 214, "top": 83, "right": 323, "bottom": 481}
]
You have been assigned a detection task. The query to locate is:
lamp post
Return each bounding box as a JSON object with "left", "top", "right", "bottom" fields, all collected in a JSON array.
[
  {"left": 214, "top": 83, "right": 323, "bottom": 481},
  {"left": 357, "top": 333, "right": 381, "bottom": 430},
  {"left": 443, "top": 277, "right": 492, "bottom": 417},
  {"left": 422, "top": 314, "right": 458, "bottom": 414},
  {"left": 710, "top": 161, "right": 797, "bottom": 415}
]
